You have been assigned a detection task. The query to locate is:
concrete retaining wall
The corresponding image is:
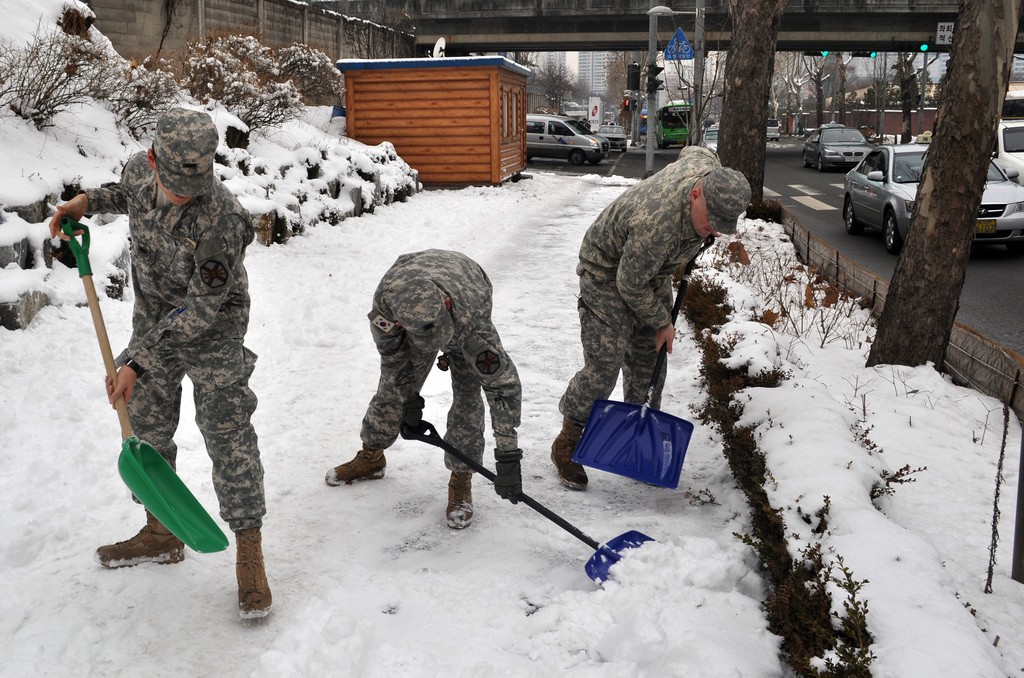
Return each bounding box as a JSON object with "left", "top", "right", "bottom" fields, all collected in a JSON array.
[{"left": 85, "top": 0, "right": 410, "bottom": 63}]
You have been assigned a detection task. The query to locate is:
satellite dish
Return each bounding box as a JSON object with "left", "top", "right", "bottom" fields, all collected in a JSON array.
[{"left": 432, "top": 37, "right": 446, "bottom": 58}]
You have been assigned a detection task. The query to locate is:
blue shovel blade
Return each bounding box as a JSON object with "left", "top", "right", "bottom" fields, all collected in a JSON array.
[
  {"left": 117, "top": 437, "right": 229, "bottom": 553},
  {"left": 585, "top": 530, "right": 656, "bottom": 582},
  {"left": 573, "top": 399, "right": 695, "bottom": 489}
]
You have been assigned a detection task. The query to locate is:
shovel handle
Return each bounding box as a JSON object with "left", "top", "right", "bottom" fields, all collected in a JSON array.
[
  {"left": 400, "top": 421, "right": 601, "bottom": 551},
  {"left": 644, "top": 236, "right": 716, "bottom": 407},
  {"left": 62, "top": 218, "right": 134, "bottom": 440}
]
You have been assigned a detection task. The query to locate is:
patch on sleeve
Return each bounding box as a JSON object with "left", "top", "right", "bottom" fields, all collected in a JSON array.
[
  {"left": 199, "top": 259, "right": 229, "bottom": 288},
  {"left": 371, "top": 314, "right": 397, "bottom": 333},
  {"left": 475, "top": 350, "right": 501, "bottom": 375}
]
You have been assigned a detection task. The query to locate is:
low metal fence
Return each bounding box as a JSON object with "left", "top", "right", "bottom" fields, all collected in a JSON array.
[{"left": 780, "top": 208, "right": 1024, "bottom": 424}]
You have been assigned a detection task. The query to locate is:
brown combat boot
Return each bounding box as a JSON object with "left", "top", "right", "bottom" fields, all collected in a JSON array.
[
  {"left": 95, "top": 510, "right": 185, "bottom": 568},
  {"left": 325, "top": 447, "right": 386, "bottom": 486},
  {"left": 551, "top": 418, "right": 588, "bottom": 490},
  {"left": 236, "top": 528, "right": 272, "bottom": 619},
  {"left": 446, "top": 471, "right": 474, "bottom": 529}
]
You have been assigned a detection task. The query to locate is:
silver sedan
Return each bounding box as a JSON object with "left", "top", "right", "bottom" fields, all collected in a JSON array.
[{"left": 843, "top": 143, "right": 1024, "bottom": 254}]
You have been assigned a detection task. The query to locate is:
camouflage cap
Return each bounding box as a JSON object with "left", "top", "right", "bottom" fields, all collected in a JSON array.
[
  {"left": 152, "top": 108, "right": 219, "bottom": 197},
  {"left": 702, "top": 167, "right": 751, "bottom": 235},
  {"left": 392, "top": 278, "right": 454, "bottom": 353}
]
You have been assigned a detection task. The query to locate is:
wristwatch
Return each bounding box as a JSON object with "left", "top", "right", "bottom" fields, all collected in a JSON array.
[{"left": 123, "top": 357, "right": 146, "bottom": 378}]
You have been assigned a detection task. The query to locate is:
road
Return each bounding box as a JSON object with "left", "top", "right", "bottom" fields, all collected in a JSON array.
[{"left": 524, "top": 139, "right": 1024, "bottom": 359}]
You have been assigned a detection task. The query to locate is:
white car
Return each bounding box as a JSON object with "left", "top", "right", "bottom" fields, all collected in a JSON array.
[
  {"left": 993, "top": 119, "right": 1024, "bottom": 184},
  {"left": 596, "top": 124, "right": 628, "bottom": 152},
  {"left": 701, "top": 127, "right": 719, "bottom": 152}
]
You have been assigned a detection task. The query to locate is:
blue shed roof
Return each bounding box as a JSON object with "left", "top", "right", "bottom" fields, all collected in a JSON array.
[{"left": 336, "top": 56, "right": 531, "bottom": 78}]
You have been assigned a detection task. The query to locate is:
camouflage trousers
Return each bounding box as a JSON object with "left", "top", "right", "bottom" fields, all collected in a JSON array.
[
  {"left": 558, "top": 271, "right": 672, "bottom": 427},
  {"left": 127, "top": 337, "right": 266, "bottom": 532},
  {"left": 362, "top": 345, "right": 519, "bottom": 472}
]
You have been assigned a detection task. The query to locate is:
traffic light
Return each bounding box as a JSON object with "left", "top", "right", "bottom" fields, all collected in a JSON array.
[
  {"left": 919, "top": 42, "right": 930, "bottom": 52},
  {"left": 647, "top": 64, "right": 664, "bottom": 93},
  {"left": 627, "top": 62, "right": 640, "bottom": 91},
  {"left": 852, "top": 51, "right": 878, "bottom": 58},
  {"left": 803, "top": 51, "right": 829, "bottom": 57}
]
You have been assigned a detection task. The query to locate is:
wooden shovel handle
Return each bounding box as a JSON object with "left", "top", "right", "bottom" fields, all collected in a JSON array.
[{"left": 81, "top": 273, "right": 134, "bottom": 441}]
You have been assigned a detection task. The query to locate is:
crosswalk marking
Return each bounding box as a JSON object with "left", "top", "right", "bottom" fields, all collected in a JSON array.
[
  {"left": 792, "top": 195, "right": 837, "bottom": 211},
  {"left": 790, "top": 184, "right": 820, "bottom": 196},
  {"left": 762, "top": 184, "right": 847, "bottom": 212}
]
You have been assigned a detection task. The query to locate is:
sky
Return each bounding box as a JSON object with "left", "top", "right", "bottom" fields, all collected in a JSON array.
[{"left": 3, "top": 3, "right": 1024, "bottom": 677}]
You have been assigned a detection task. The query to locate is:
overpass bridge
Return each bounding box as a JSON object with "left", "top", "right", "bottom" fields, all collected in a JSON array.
[{"left": 334, "top": 0, "right": 994, "bottom": 55}]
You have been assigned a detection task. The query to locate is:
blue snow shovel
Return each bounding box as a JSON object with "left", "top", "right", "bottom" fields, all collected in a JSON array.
[
  {"left": 400, "top": 420, "right": 653, "bottom": 582},
  {"left": 571, "top": 239, "right": 714, "bottom": 490},
  {"left": 61, "top": 218, "right": 228, "bottom": 554}
]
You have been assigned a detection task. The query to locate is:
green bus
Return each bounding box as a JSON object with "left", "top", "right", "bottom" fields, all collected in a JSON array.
[{"left": 655, "top": 100, "right": 692, "bottom": 148}]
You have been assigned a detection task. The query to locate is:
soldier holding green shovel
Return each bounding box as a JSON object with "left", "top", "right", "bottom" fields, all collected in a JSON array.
[{"left": 49, "top": 108, "right": 272, "bottom": 619}]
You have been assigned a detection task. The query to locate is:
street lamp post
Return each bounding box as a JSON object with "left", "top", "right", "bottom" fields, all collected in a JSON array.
[
  {"left": 693, "top": 0, "right": 705, "bottom": 145},
  {"left": 645, "top": 4, "right": 676, "bottom": 178}
]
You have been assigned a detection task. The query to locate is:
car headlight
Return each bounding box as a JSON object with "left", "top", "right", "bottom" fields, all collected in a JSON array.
[
  {"left": 823, "top": 149, "right": 842, "bottom": 158},
  {"left": 1012, "top": 201, "right": 1024, "bottom": 213},
  {"left": 589, "top": 139, "right": 599, "bottom": 148}
]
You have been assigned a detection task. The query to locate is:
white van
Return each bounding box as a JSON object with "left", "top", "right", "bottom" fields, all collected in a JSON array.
[
  {"left": 526, "top": 114, "right": 609, "bottom": 166},
  {"left": 993, "top": 119, "right": 1024, "bottom": 184}
]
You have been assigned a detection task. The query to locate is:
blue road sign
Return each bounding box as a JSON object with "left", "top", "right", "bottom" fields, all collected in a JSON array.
[{"left": 664, "top": 28, "right": 693, "bottom": 61}]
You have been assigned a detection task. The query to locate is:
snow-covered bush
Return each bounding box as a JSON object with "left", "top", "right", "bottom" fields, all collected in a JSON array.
[
  {"left": 103, "top": 56, "right": 183, "bottom": 138},
  {"left": 277, "top": 43, "right": 345, "bottom": 106},
  {"left": 179, "top": 34, "right": 303, "bottom": 136}
]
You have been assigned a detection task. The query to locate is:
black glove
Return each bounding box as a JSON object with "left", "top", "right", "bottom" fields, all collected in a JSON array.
[
  {"left": 494, "top": 448, "right": 523, "bottom": 504},
  {"left": 401, "top": 394, "right": 425, "bottom": 428}
]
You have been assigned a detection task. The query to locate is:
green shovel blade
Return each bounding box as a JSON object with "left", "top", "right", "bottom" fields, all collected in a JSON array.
[{"left": 117, "top": 437, "right": 229, "bottom": 553}]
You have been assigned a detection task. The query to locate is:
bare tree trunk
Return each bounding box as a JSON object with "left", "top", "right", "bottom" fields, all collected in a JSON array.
[
  {"left": 716, "top": 0, "right": 788, "bottom": 202},
  {"left": 895, "top": 53, "right": 917, "bottom": 143},
  {"left": 867, "top": 0, "right": 1021, "bottom": 368},
  {"left": 838, "top": 55, "right": 848, "bottom": 125}
]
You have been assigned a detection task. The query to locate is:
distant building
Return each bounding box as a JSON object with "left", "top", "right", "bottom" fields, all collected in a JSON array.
[
  {"left": 538, "top": 52, "right": 568, "bottom": 74},
  {"left": 577, "top": 51, "right": 611, "bottom": 96}
]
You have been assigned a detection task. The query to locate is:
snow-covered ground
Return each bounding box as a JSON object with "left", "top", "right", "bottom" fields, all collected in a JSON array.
[{"left": 2, "top": 2, "right": 1024, "bottom": 677}]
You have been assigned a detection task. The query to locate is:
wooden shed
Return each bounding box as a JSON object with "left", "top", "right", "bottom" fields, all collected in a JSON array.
[{"left": 336, "top": 56, "right": 529, "bottom": 187}]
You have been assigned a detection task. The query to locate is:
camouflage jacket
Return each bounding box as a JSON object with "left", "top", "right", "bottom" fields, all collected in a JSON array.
[
  {"left": 86, "top": 152, "right": 254, "bottom": 370},
  {"left": 577, "top": 145, "right": 719, "bottom": 330},
  {"left": 366, "top": 249, "right": 522, "bottom": 452}
]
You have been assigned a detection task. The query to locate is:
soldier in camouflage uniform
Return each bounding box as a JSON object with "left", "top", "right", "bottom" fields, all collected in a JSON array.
[
  {"left": 326, "top": 249, "right": 523, "bottom": 529},
  {"left": 551, "top": 146, "right": 751, "bottom": 490},
  {"left": 49, "top": 108, "right": 272, "bottom": 619}
]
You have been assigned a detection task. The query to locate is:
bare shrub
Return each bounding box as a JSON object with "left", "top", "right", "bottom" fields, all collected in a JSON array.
[
  {"left": 277, "top": 43, "right": 345, "bottom": 106},
  {"left": 0, "top": 24, "right": 115, "bottom": 128}
]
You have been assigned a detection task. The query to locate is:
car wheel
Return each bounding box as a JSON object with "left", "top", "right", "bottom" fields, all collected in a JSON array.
[
  {"left": 802, "top": 152, "right": 810, "bottom": 168},
  {"left": 843, "top": 197, "right": 864, "bottom": 235},
  {"left": 816, "top": 154, "right": 825, "bottom": 172},
  {"left": 568, "top": 149, "right": 586, "bottom": 166},
  {"left": 883, "top": 210, "right": 904, "bottom": 254}
]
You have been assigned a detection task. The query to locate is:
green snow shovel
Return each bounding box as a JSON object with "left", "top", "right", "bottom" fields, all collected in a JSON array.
[
  {"left": 571, "top": 238, "right": 714, "bottom": 489},
  {"left": 61, "top": 218, "right": 228, "bottom": 554}
]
